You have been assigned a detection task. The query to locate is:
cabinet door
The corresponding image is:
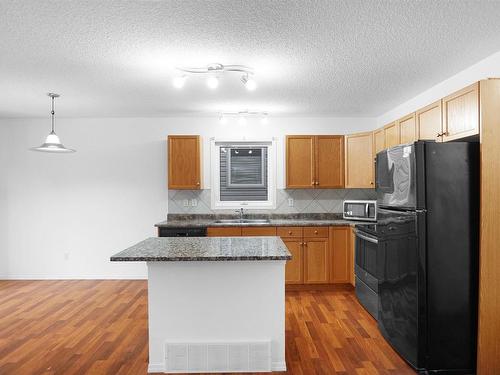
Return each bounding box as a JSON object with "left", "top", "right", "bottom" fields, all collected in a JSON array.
[
  {"left": 315, "top": 136, "right": 344, "bottom": 188},
  {"left": 168, "top": 135, "right": 201, "bottom": 189},
  {"left": 330, "top": 226, "right": 351, "bottom": 284},
  {"left": 241, "top": 227, "right": 276, "bottom": 236},
  {"left": 286, "top": 136, "right": 315, "bottom": 188},
  {"left": 303, "top": 238, "right": 330, "bottom": 284},
  {"left": 350, "top": 227, "right": 355, "bottom": 286},
  {"left": 384, "top": 122, "right": 400, "bottom": 148},
  {"left": 417, "top": 100, "right": 443, "bottom": 142},
  {"left": 442, "top": 82, "right": 479, "bottom": 141},
  {"left": 207, "top": 227, "right": 242, "bottom": 237},
  {"left": 345, "top": 132, "right": 374, "bottom": 188},
  {"left": 283, "top": 239, "right": 303, "bottom": 284},
  {"left": 373, "top": 128, "right": 385, "bottom": 155},
  {"left": 398, "top": 113, "right": 417, "bottom": 144}
]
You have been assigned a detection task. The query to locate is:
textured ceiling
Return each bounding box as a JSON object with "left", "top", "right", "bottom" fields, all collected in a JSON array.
[{"left": 1, "top": 0, "right": 500, "bottom": 118}]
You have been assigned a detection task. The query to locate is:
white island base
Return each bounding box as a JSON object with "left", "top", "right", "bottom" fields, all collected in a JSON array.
[{"left": 147, "top": 260, "right": 287, "bottom": 373}]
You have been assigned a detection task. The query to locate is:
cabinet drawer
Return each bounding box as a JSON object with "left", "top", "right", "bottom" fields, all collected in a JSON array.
[
  {"left": 303, "top": 227, "right": 328, "bottom": 238},
  {"left": 241, "top": 227, "right": 277, "bottom": 236},
  {"left": 277, "top": 227, "right": 303, "bottom": 238}
]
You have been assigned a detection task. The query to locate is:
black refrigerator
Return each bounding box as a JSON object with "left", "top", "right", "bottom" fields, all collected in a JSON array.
[{"left": 375, "top": 141, "right": 479, "bottom": 374}]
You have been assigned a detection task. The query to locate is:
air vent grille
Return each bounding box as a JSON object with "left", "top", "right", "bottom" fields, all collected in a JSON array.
[{"left": 165, "top": 341, "right": 271, "bottom": 373}]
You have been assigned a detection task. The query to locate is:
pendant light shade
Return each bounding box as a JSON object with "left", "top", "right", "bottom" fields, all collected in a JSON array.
[{"left": 30, "top": 93, "right": 76, "bottom": 153}]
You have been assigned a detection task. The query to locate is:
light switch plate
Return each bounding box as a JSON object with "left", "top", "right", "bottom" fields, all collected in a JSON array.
[
  {"left": 191, "top": 198, "right": 197, "bottom": 207},
  {"left": 288, "top": 198, "right": 294, "bottom": 207},
  {"left": 183, "top": 199, "right": 189, "bottom": 207}
]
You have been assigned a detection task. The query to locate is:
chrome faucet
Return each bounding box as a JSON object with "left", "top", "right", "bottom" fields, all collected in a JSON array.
[{"left": 235, "top": 208, "right": 244, "bottom": 221}]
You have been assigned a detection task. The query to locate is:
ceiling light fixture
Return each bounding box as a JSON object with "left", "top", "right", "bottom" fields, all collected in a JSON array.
[
  {"left": 206, "top": 75, "right": 219, "bottom": 90},
  {"left": 219, "top": 114, "right": 227, "bottom": 124},
  {"left": 241, "top": 74, "right": 257, "bottom": 91},
  {"left": 172, "top": 75, "right": 186, "bottom": 89},
  {"left": 174, "top": 63, "right": 256, "bottom": 90},
  {"left": 30, "top": 93, "right": 76, "bottom": 153},
  {"left": 218, "top": 110, "right": 269, "bottom": 124}
]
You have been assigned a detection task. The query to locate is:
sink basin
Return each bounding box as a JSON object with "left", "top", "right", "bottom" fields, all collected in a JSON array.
[{"left": 214, "top": 219, "right": 270, "bottom": 224}]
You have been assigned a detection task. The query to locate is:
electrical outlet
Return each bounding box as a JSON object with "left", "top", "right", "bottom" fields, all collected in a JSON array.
[
  {"left": 288, "top": 198, "right": 294, "bottom": 207},
  {"left": 191, "top": 198, "right": 197, "bottom": 207},
  {"left": 183, "top": 199, "right": 189, "bottom": 207}
]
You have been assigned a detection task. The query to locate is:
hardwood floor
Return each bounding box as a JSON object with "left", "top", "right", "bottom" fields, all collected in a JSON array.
[{"left": 0, "top": 280, "right": 415, "bottom": 375}]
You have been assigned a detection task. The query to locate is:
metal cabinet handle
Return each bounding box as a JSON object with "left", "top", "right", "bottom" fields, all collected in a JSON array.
[
  {"left": 288, "top": 231, "right": 292, "bottom": 235},
  {"left": 196, "top": 182, "right": 200, "bottom": 185},
  {"left": 314, "top": 230, "right": 318, "bottom": 234}
]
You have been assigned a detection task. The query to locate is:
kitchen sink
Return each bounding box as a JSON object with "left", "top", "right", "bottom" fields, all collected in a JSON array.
[{"left": 214, "top": 219, "right": 270, "bottom": 224}]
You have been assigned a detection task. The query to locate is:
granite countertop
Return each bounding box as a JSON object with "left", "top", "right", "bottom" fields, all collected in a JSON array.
[
  {"left": 155, "top": 213, "right": 372, "bottom": 228},
  {"left": 110, "top": 236, "right": 292, "bottom": 262}
]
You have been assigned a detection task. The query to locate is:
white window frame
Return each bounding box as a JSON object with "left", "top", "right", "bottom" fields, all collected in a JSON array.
[{"left": 210, "top": 138, "right": 277, "bottom": 210}]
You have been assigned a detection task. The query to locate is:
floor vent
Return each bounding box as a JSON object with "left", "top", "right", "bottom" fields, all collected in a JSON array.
[{"left": 165, "top": 341, "right": 271, "bottom": 373}]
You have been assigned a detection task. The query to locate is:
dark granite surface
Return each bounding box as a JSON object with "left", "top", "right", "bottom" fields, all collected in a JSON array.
[
  {"left": 110, "top": 236, "right": 292, "bottom": 262},
  {"left": 155, "top": 213, "right": 373, "bottom": 228}
]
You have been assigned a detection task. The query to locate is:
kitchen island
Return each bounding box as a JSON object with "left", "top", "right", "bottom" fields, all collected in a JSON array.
[{"left": 110, "top": 236, "right": 291, "bottom": 374}]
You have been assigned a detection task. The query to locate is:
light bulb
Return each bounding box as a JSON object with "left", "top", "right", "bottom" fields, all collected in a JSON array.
[
  {"left": 206, "top": 76, "right": 219, "bottom": 89},
  {"left": 173, "top": 75, "right": 186, "bottom": 89},
  {"left": 238, "top": 116, "right": 246, "bottom": 125},
  {"left": 244, "top": 77, "right": 257, "bottom": 91},
  {"left": 261, "top": 116, "right": 269, "bottom": 124},
  {"left": 45, "top": 132, "right": 62, "bottom": 144}
]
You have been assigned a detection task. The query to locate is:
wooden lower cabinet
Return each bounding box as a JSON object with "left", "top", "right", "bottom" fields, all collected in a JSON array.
[
  {"left": 207, "top": 225, "right": 354, "bottom": 286},
  {"left": 241, "top": 227, "right": 277, "bottom": 236},
  {"left": 330, "top": 226, "right": 351, "bottom": 284},
  {"left": 303, "top": 237, "right": 330, "bottom": 284},
  {"left": 283, "top": 239, "right": 304, "bottom": 284},
  {"left": 207, "top": 227, "right": 242, "bottom": 237}
]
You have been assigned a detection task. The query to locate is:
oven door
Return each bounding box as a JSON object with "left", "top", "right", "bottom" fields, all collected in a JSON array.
[{"left": 355, "top": 228, "right": 379, "bottom": 319}]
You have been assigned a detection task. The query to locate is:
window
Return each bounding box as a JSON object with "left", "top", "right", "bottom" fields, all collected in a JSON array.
[{"left": 211, "top": 139, "right": 276, "bottom": 209}]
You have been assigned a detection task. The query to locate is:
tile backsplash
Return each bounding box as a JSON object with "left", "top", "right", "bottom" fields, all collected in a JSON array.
[{"left": 168, "top": 189, "right": 377, "bottom": 215}]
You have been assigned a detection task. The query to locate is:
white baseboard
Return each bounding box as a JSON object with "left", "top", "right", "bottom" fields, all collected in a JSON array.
[
  {"left": 272, "top": 361, "right": 287, "bottom": 371},
  {"left": 148, "top": 363, "right": 165, "bottom": 373},
  {"left": 0, "top": 275, "right": 147, "bottom": 280},
  {"left": 147, "top": 361, "right": 287, "bottom": 373}
]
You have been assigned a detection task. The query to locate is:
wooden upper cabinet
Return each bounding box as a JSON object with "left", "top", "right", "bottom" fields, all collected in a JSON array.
[
  {"left": 442, "top": 82, "right": 479, "bottom": 141},
  {"left": 286, "top": 135, "right": 344, "bottom": 189},
  {"left": 384, "top": 122, "right": 400, "bottom": 148},
  {"left": 315, "top": 136, "right": 344, "bottom": 188},
  {"left": 398, "top": 113, "right": 417, "bottom": 144},
  {"left": 303, "top": 237, "right": 330, "bottom": 284},
  {"left": 373, "top": 128, "right": 385, "bottom": 155},
  {"left": 345, "top": 132, "right": 374, "bottom": 188},
  {"left": 286, "top": 136, "right": 315, "bottom": 188},
  {"left": 417, "top": 100, "right": 443, "bottom": 142},
  {"left": 168, "top": 135, "right": 201, "bottom": 189}
]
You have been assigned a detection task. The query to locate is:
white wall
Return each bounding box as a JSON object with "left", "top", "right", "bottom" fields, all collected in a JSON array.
[
  {"left": 0, "top": 116, "right": 374, "bottom": 279},
  {"left": 377, "top": 50, "right": 500, "bottom": 126}
]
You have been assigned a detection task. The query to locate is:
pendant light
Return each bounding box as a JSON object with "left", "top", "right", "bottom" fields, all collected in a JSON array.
[{"left": 30, "top": 93, "right": 76, "bottom": 153}]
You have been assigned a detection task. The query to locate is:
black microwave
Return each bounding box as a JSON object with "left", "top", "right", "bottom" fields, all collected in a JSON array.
[{"left": 343, "top": 200, "right": 377, "bottom": 221}]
